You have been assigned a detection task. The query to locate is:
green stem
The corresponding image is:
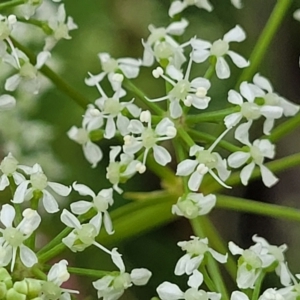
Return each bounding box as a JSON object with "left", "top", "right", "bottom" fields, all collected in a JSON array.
[
  {"left": 185, "top": 107, "right": 238, "bottom": 125},
  {"left": 237, "top": 0, "right": 292, "bottom": 85},
  {"left": 0, "top": 0, "right": 24, "bottom": 10},
  {"left": 251, "top": 271, "right": 265, "bottom": 300},
  {"left": 268, "top": 113, "right": 300, "bottom": 143},
  {"left": 17, "top": 17, "right": 52, "bottom": 34},
  {"left": 177, "top": 126, "right": 194, "bottom": 147},
  {"left": 10, "top": 38, "right": 90, "bottom": 109},
  {"left": 31, "top": 267, "right": 47, "bottom": 280},
  {"left": 204, "top": 64, "right": 215, "bottom": 80},
  {"left": 38, "top": 243, "right": 66, "bottom": 263},
  {"left": 216, "top": 194, "right": 300, "bottom": 222},
  {"left": 66, "top": 267, "right": 111, "bottom": 278},
  {"left": 190, "top": 218, "right": 229, "bottom": 300},
  {"left": 123, "top": 78, "right": 164, "bottom": 115},
  {"left": 199, "top": 265, "right": 218, "bottom": 292},
  {"left": 188, "top": 129, "right": 241, "bottom": 153}
]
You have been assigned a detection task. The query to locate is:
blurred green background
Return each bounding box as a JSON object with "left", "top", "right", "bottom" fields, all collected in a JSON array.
[{"left": 1, "top": 0, "right": 300, "bottom": 299}]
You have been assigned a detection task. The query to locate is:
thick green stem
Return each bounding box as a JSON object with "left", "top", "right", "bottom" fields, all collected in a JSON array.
[
  {"left": 199, "top": 265, "right": 218, "bottom": 292},
  {"left": 10, "top": 38, "right": 90, "bottom": 109},
  {"left": 177, "top": 126, "right": 194, "bottom": 147},
  {"left": 251, "top": 271, "right": 265, "bottom": 300},
  {"left": 237, "top": 0, "right": 292, "bottom": 84},
  {"left": 123, "top": 79, "right": 164, "bottom": 115},
  {"left": 216, "top": 194, "right": 300, "bottom": 222},
  {"left": 66, "top": 267, "right": 110, "bottom": 278},
  {"left": 190, "top": 218, "right": 229, "bottom": 300},
  {"left": 185, "top": 107, "right": 238, "bottom": 125},
  {"left": 0, "top": 0, "right": 24, "bottom": 10}
]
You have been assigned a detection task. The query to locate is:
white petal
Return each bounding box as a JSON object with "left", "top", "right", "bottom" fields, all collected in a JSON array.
[
  {"left": 157, "top": 282, "right": 184, "bottom": 300},
  {"left": 36, "top": 51, "right": 51, "bottom": 69},
  {"left": 240, "top": 82, "right": 255, "bottom": 102},
  {"left": 195, "top": 0, "right": 213, "bottom": 12},
  {"left": 0, "top": 95, "right": 16, "bottom": 110},
  {"left": 209, "top": 248, "right": 228, "bottom": 263},
  {"left": 188, "top": 270, "right": 203, "bottom": 289},
  {"left": 166, "top": 19, "right": 189, "bottom": 36},
  {"left": 234, "top": 121, "right": 252, "bottom": 145},
  {"left": 20, "top": 244, "right": 37, "bottom": 267},
  {"left": 260, "top": 164, "right": 278, "bottom": 188},
  {"left": 111, "top": 248, "right": 125, "bottom": 273},
  {"left": 0, "top": 175, "right": 9, "bottom": 191},
  {"left": 227, "top": 51, "right": 249, "bottom": 68},
  {"left": 231, "top": 291, "right": 249, "bottom": 300},
  {"left": 223, "top": 25, "right": 246, "bottom": 43},
  {"left": 12, "top": 180, "right": 29, "bottom": 203},
  {"left": 103, "top": 211, "right": 114, "bottom": 235},
  {"left": 168, "top": 1, "right": 187, "bottom": 17},
  {"left": 228, "top": 241, "right": 244, "bottom": 255},
  {"left": 192, "top": 49, "right": 210, "bottom": 63},
  {"left": 231, "top": 0, "right": 243, "bottom": 9},
  {"left": 228, "top": 89, "right": 243, "bottom": 105},
  {"left": 253, "top": 73, "right": 273, "bottom": 93},
  {"left": 5, "top": 74, "right": 21, "bottom": 91},
  {"left": 170, "top": 100, "right": 183, "bottom": 119},
  {"left": 176, "top": 160, "right": 198, "bottom": 176},
  {"left": 61, "top": 209, "right": 81, "bottom": 229},
  {"left": 228, "top": 151, "right": 250, "bottom": 168},
  {"left": 70, "top": 201, "right": 93, "bottom": 215},
  {"left": 72, "top": 182, "right": 95, "bottom": 197},
  {"left": 48, "top": 182, "right": 71, "bottom": 196},
  {"left": 215, "top": 57, "right": 230, "bottom": 79},
  {"left": 130, "top": 268, "right": 152, "bottom": 286},
  {"left": 153, "top": 145, "right": 171, "bottom": 166},
  {"left": 128, "top": 120, "right": 144, "bottom": 134},
  {"left": 188, "top": 172, "right": 203, "bottom": 191},
  {"left": 83, "top": 141, "right": 103, "bottom": 168},
  {"left": 42, "top": 190, "right": 59, "bottom": 213},
  {"left": 0, "top": 204, "right": 15, "bottom": 227},
  {"left": 224, "top": 112, "right": 242, "bottom": 128},
  {"left": 240, "top": 162, "right": 255, "bottom": 186}
]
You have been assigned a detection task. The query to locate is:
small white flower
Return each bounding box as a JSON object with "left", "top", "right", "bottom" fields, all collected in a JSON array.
[
  {"left": 93, "top": 248, "right": 152, "bottom": 300},
  {"left": 157, "top": 270, "right": 221, "bottom": 300},
  {"left": 231, "top": 0, "right": 243, "bottom": 9},
  {"left": 40, "top": 260, "right": 79, "bottom": 300},
  {"left": 142, "top": 19, "right": 188, "bottom": 68},
  {"left": 61, "top": 209, "right": 112, "bottom": 254},
  {"left": 169, "top": 0, "right": 213, "bottom": 17},
  {"left": 71, "top": 182, "right": 114, "bottom": 235},
  {"left": 5, "top": 49, "right": 51, "bottom": 94},
  {"left": 0, "top": 204, "right": 41, "bottom": 271},
  {"left": 44, "top": 4, "right": 78, "bottom": 51},
  {"left": 67, "top": 122, "right": 103, "bottom": 168},
  {"left": 258, "top": 288, "right": 285, "bottom": 300},
  {"left": 228, "top": 122, "right": 278, "bottom": 187},
  {"left": 12, "top": 163, "right": 71, "bottom": 213},
  {"left": 176, "top": 128, "right": 231, "bottom": 191},
  {"left": 106, "top": 146, "right": 139, "bottom": 194},
  {"left": 172, "top": 192, "right": 216, "bottom": 219},
  {"left": 149, "top": 59, "right": 211, "bottom": 118},
  {"left": 123, "top": 111, "right": 176, "bottom": 171},
  {"left": 191, "top": 25, "right": 249, "bottom": 79},
  {"left": 175, "top": 236, "right": 227, "bottom": 276},
  {"left": 0, "top": 152, "right": 28, "bottom": 190}
]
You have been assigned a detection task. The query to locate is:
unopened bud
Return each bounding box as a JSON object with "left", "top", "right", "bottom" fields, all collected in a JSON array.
[{"left": 152, "top": 67, "right": 163, "bottom": 78}]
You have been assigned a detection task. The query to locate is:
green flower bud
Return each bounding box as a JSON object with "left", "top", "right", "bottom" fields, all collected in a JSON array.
[
  {"left": 6, "top": 288, "right": 26, "bottom": 300},
  {"left": 0, "top": 282, "right": 7, "bottom": 299},
  {"left": 13, "top": 281, "right": 28, "bottom": 295},
  {"left": 26, "top": 278, "right": 42, "bottom": 298},
  {"left": 0, "top": 268, "right": 12, "bottom": 289}
]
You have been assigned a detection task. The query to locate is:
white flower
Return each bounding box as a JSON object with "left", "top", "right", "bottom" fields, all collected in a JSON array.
[
  {"left": 67, "top": 122, "right": 103, "bottom": 168},
  {"left": 12, "top": 163, "right": 71, "bottom": 213},
  {"left": 252, "top": 235, "right": 292, "bottom": 287},
  {"left": 258, "top": 288, "right": 285, "bottom": 300},
  {"left": 61, "top": 209, "right": 112, "bottom": 254},
  {"left": 142, "top": 19, "right": 188, "bottom": 68},
  {"left": 224, "top": 81, "right": 283, "bottom": 134},
  {"left": 85, "top": 73, "right": 141, "bottom": 139},
  {"left": 191, "top": 25, "right": 249, "bottom": 79},
  {"left": 228, "top": 122, "right": 278, "bottom": 187},
  {"left": 44, "top": 4, "right": 78, "bottom": 51},
  {"left": 106, "top": 146, "right": 139, "bottom": 194},
  {"left": 123, "top": 111, "right": 177, "bottom": 171},
  {"left": 5, "top": 49, "right": 51, "bottom": 94},
  {"left": 40, "top": 260, "right": 79, "bottom": 300},
  {"left": 175, "top": 236, "right": 227, "bottom": 276},
  {"left": 0, "top": 204, "right": 41, "bottom": 271},
  {"left": 97, "top": 52, "right": 142, "bottom": 79},
  {"left": 230, "top": 291, "right": 249, "bottom": 300},
  {"left": 149, "top": 61, "right": 211, "bottom": 118},
  {"left": 0, "top": 95, "right": 16, "bottom": 111},
  {"left": 169, "top": 0, "right": 213, "bottom": 17},
  {"left": 93, "top": 248, "right": 152, "bottom": 300},
  {"left": 157, "top": 270, "right": 221, "bottom": 300},
  {"left": 176, "top": 128, "right": 231, "bottom": 191},
  {"left": 172, "top": 192, "right": 216, "bottom": 219},
  {"left": 0, "top": 152, "right": 27, "bottom": 190},
  {"left": 293, "top": 9, "right": 300, "bottom": 21},
  {"left": 71, "top": 182, "right": 114, "bottom": 235}
]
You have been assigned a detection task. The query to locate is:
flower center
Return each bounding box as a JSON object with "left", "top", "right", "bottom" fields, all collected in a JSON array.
[
  {"left": 41, "top": 281, "right": 62, "bottom": 300},
  {"left": 94, "top": 195, "right": 109, "bottom": 212},
  {"left": 103, "top": 98, "right": 121, "bottom": 116},
  {"left": 196, "top": 150, "right": 218, "bottom": 170},
  {"left": 141, "top": 128, "right": 157, "bottom": 149},
  {"left": 185, "top": 288, "right": 208, "bottom": 300},
  {"left": 113, "top": 273, "right": 131, "bottom": 290},
  {"left": 0, "top": 22, "right": 10, "bottom": 40},
  {"left": 210, "top": 39, "right": 229, "bottom": 57},
  {"left": 3, "top": 227, "right": 25, "bottom": 247},
  {"left": 170, "top": 79, "right": 191, "bottom": 100},
  {"left": 75, "top": 128, "right": 89, "bottom": 145},
  {"left": 102, "top": 58, "right": 118, "bottom": 73},
  {"left": 242, "top": 249, "right": 262, "bottom": 269},
  {"left": 30, "top": 172, "right": 48, "bottom": 190},
  {"left": 0, "top": 155, "right": 18, "bottom": 175},
  {"left": 76, "top": 224, "right": 97, "bottom": 245},
  {"left": 106, "top": 162, "right": 120, "bottom": 185},
  {"left": 153, "top": 42, "right": 173, "bottom": 59},
  {"left": 250, "top": 145, "right": 264, "bottom": 165},
  {"left": 19, "top": 62, "right": 37, "bottom": 79},
  {"left": 177, "top": 199, "right": 199, "bottom": 219},
  {"left": 241, "top": 102, "right": 261, "bottom": 120},
  {"left": 183, "top": 239, "right": 208, "bottom": 256},
  {"left": 54, "top": 23, "right": 69, "bottom": 40}
]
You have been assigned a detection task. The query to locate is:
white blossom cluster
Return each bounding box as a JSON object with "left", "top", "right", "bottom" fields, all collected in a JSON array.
[{"left": 0, "top": 0, "right": 299, "bottom": 299}]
